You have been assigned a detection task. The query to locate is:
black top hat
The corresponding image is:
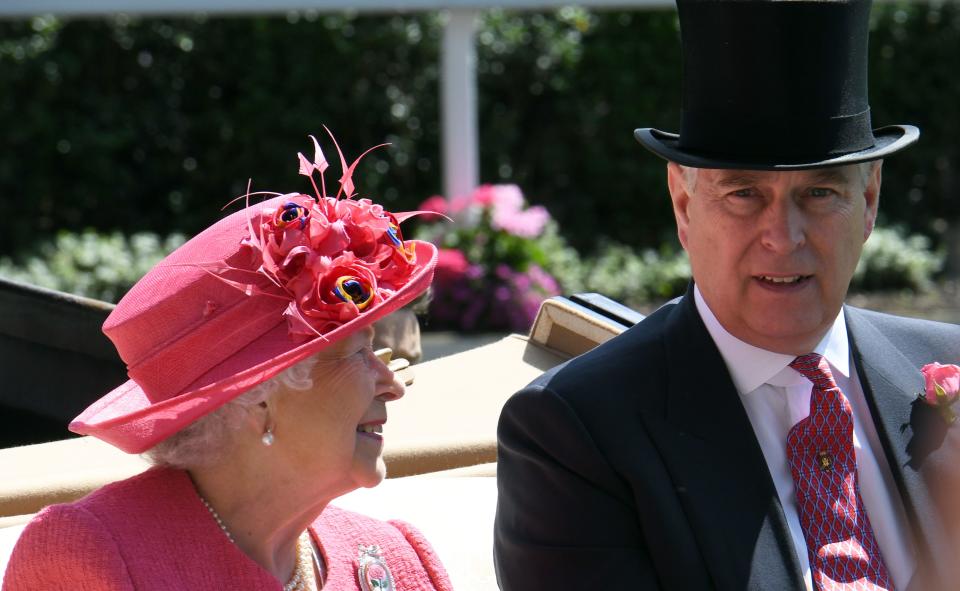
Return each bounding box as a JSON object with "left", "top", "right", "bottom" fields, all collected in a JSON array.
[{"left": 635, "top": 0, "right": 918, "bottom": 170}]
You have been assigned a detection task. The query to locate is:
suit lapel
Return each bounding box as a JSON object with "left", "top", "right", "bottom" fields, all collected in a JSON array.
[
  {"left": 845, "top": 307, "right": 952, "bottom": 586},
  {"left": 644, "top": 291, "right": 803, "bottom": 590}
]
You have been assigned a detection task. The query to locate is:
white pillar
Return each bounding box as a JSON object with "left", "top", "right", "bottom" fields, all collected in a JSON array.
[{"left": 440, "top": 8, "right": 480, "bottom": 200}]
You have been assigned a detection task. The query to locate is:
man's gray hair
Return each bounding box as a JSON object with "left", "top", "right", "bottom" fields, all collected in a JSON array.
[
  {"left": 679, "top": 160, "right": 881, "bottom": 193},
  {"left": 144, "top": 355, "right": 320, "bottom": 469}
]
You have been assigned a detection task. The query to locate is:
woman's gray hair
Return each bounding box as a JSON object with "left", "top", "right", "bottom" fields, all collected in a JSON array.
[{"left": 144, "top": 355, "right": 319, "bottom": 469}]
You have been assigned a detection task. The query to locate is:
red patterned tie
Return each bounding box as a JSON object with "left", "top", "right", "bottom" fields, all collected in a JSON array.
[{"left": 786, "top": 353, "right": 893, "bottom": 591}]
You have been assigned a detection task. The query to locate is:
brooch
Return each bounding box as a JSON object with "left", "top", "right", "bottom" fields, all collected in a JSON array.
[
  {"left": 357, "top": 544, "right": 394, "bottom": 591},
  {"left": 918, "top": 362, "right": 960, "bottom": 425}
]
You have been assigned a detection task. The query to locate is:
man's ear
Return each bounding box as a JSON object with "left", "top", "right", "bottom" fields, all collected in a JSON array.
[
  {"left": 666, "top": 162, "right": 691, "bottom": 249},
  {"left": 863, "top": 161, "right": 883, "bottom": 241}
]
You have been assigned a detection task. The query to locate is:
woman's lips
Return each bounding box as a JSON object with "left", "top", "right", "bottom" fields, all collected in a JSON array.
[{"left": 356, "top": 421, "right": 384, "bottom": 441}]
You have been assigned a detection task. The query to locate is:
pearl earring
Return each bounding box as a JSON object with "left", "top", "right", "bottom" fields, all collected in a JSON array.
[{"left": 261, "top": 428, "right": 275, "bottom": 446}]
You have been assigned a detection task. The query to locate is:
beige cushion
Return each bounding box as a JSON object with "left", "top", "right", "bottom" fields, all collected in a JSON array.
[{"left": 0, "top": 436, "right": 150, "bottom": 518}]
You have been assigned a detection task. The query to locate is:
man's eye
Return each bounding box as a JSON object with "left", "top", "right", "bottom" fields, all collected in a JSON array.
[
  {"left": 809, "top": 187, "right": 834, "bottom": 197},
  {"left": 731, "top": 189, "right": 754, "bottom": 198}
]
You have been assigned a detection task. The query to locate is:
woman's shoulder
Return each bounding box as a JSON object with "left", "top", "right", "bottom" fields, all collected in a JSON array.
[
  {"left": 3, "top": 502, "right": 134, "bottom": 590},
  {"left": 7, "top": 467, "right": 283, "bottom": 590},
  {"left": 11, "top": 467, "right": 188, "bottom": 548},
  {"left": 3, "top": 467, "right": 217, "bottom": 591},
  {"left": 313, "top": 505, "right": 453, "bottom": 591},
  {"left": 17, "top": 467, "right": 196, "bottom": 540}
]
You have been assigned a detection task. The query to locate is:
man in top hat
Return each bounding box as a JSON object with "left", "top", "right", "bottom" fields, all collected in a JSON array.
[{"left": 494, "top": 1, "right": 960, "bottom": 590}]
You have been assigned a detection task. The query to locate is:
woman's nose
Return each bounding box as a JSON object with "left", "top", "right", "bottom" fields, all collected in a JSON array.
[
  {"left": 380, "top": 372, "right": 406, "bottom": 402},
  {"left": 373, "top": 347, "right": 405, "bottom": 401}
]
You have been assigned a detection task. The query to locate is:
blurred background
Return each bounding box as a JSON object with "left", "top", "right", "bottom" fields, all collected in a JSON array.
[
  {"left": 0, "top": 0, "right": 957, "bottom": 447},
  {"left": 0, "top": 1, "right": 957, "bottom": 332}
]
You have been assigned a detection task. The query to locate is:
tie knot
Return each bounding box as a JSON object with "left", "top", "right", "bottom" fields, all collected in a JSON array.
[{"left": 790, "top": 353, "right": 838, "bottom": 390}]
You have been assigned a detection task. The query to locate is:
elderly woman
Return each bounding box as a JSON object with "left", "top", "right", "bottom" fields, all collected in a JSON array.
[{"left": 3, "top": 135, "right": 450, "bottom": 591}]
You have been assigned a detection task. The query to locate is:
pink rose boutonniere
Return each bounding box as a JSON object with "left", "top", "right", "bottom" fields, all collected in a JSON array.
[{"left": 919, "top": 362, "right": 960, "bottom": 424}]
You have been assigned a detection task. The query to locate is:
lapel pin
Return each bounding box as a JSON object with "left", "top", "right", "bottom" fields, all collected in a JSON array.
[{"left": 358, "top": 544, "right": 394, "bottom": 591}]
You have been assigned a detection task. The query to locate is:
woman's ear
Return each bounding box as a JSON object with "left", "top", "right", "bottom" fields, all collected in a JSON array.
[{"left": 244, "top": 397, "right": 277, "bottom": 444}]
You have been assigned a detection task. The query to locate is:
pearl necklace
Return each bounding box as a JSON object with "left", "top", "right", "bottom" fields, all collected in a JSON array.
[{"left": 199, "top": 494, "right": 322, "bottom": 590}]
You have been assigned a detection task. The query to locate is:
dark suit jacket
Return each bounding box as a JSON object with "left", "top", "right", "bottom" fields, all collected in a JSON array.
[{"left": 494, "top": 288, "right": 960, "bottom": 590}]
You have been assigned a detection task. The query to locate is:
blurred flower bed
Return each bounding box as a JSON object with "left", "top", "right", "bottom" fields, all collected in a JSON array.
[
  {"left": 415, "top": 184, "right": 562, "bottom": 332},
  {"left": 0, "top": 191, "right": 946, "bottom": 333}
]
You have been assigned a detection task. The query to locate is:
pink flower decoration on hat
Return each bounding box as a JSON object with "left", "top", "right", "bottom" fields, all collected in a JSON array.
[{"left": 213, "top": 130, "right": 426, "bottom": 341}]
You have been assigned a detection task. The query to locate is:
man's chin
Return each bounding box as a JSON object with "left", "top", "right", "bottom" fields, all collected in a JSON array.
[{"left": 743, "top": 316, "right": 832, "bottom": 355}]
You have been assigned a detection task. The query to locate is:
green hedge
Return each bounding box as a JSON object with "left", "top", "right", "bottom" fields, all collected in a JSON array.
[
  {"left": 1, "top": 3, "right": 957, "bottom": 259},
  {"left": 1, "top": 224, "right": 940, "bottom": 306}
]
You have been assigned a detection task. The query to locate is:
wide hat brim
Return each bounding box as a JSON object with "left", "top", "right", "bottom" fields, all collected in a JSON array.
[
  {"left": 70, "top": 240, "right": 437, "bottom": 454},
  {"left": 635, "top": 125, "right": 920, "bottom": 171}
]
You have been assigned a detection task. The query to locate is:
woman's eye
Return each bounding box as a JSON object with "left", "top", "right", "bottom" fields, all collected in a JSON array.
[{"left": 357, "top": 346, "right": 377, "bottom": 365}]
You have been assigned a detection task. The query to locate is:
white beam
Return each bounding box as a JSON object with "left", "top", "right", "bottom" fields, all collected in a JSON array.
[{"left": 441, "top": 8, "right": 479, "bottom": 200}]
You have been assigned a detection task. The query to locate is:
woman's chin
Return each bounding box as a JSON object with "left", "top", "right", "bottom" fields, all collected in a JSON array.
[{"left": 353, "top": 459, "right": 388, "bottom": 490}]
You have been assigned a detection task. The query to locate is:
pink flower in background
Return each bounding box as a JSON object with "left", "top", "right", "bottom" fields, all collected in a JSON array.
[
  {"left": 528, "top": 264, "right": 560, "bottom": 294},
  {"left": 415, "top": 182, "right": 561, "bottom": 332},
  {"left": 494, "top": 205, "right": 550, "bottom": 238},
  {"left": 418, "top": 195, "right": 448, "bottom": 215},
  {"left": 448, "top": 194, "right": 472, "bottom": 214},
  {"left": 436, "top": 248, "right": 469, "bottom": 277},
  {"left": 488, "top": 184, "right": 524, "bottom": 213},
  {"left": 472, "top": 184, "right": 498, "bottom": 207},
  {"left": 459, "top": 184, "right": 549, "bottom": 238}
]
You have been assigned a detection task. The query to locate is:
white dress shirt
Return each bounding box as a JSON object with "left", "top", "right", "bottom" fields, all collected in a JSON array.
[{"left": 693, "top": 286, "right": 915, "bottom": 590}]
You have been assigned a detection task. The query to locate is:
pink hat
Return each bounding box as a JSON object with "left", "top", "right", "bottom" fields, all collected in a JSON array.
[{"left": 70, "top": 134, "right": 438, "bottom": 453}]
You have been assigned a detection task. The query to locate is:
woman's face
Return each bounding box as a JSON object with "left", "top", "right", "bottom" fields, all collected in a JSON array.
[{"left": 272, "top": 325, "right": 404, "bottom": 497}]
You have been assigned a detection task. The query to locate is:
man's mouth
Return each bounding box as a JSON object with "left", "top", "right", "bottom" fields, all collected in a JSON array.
[{"left": 756, "top": 274, "right": 811, "bottom": 285}]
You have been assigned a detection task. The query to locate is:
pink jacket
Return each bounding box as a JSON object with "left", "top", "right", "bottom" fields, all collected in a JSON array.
[{"left": 3, "top": 467, "right": 453, "bottom": 590}]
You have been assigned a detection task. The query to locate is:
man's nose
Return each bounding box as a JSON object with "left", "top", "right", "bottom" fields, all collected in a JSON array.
[{"left": 759, "top": 200, "right": 806, "bottom": 253}]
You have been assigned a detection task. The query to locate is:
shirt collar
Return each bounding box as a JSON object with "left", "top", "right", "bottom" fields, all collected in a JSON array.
[{"left": 693, "top": 285, "right": 850, "bottom": 394}]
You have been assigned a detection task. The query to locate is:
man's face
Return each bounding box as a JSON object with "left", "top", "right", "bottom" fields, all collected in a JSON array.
[{"left": 667, "top": 162, "right": 881, "bottom": 355}]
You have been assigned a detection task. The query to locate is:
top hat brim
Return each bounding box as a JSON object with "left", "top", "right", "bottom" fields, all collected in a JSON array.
[
  {"left": 634, "top": 125, "right": 919, "bottom": 170},
  {"left": 69, "top": 240, "right": 437, "bottom": 454}
]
